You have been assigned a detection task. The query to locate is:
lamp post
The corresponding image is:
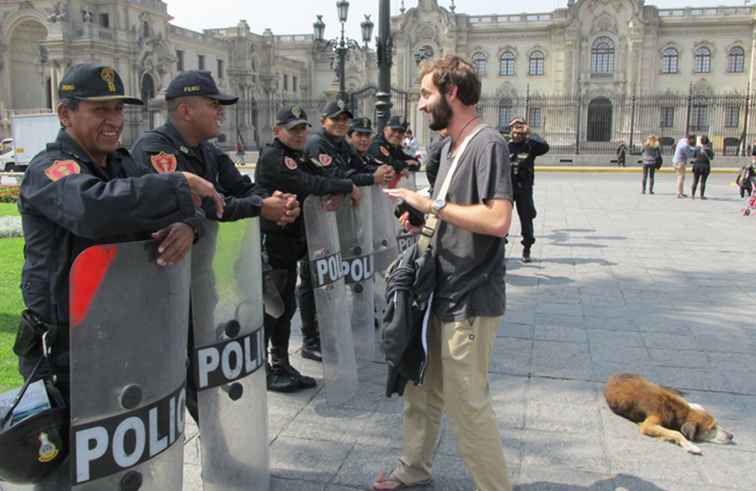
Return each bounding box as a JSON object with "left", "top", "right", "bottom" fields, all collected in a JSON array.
[
  {"left": 375, "top": 0, "right": 392, "bottom": 133},
  {"left": 313, "top": 2, "right": 374, "bottom": 105}
]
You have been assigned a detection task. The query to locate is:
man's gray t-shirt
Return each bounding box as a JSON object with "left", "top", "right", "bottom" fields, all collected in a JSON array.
[{"left": 431, "top": 127, "right": 513, "bottom": 322}]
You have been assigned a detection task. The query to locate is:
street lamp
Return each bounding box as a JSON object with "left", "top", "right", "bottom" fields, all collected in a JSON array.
[
  {"left": 374, "top": 0, "right": 392, "bottom": 133},
  {"left": 313, "top": 2, "right": 374, "bottom": 105}
]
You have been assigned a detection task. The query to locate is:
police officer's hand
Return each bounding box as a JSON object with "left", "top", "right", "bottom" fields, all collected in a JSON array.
[
  {"left": 373, "top": 165, "right": 395, "bottom": 185},
  {"left": 262, "top": 191, "right": 300, "bottom": 225},
  {"left": 323, "top": 194, "right": 342, "bottom": 212},
  {"left": 152, "top": 222, "right": 195, "bottom": 267},
  {"left": 350, "top": 184, "right": 361, "bottom": 208},
  {"left": 282, "top": 192, "right": 300, "bottom": 224},
  {"left": 179, "top": 172, "right": 225, "bottom": 219}
]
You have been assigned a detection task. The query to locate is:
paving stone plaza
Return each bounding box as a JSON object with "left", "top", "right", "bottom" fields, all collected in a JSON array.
[{"left": 180, "top": 172, "right": 756, "bottom": 490}]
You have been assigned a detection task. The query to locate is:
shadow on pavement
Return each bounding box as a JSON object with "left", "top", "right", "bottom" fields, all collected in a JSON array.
[{"left": 515, "top": 473, "right": 668, "bottom": 491}]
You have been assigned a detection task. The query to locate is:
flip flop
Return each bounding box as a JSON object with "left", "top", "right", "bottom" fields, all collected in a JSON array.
[{"left": 370, "top": 470, "right": 432, "bottom": 491}]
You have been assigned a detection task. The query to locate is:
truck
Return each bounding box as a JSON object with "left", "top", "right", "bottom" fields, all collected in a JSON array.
[
  {"left": 0, "top": 138, "right": 13, "bottom": 172},
  {"left": 9, "top": 112, "right": 60, "bottom": 172}
]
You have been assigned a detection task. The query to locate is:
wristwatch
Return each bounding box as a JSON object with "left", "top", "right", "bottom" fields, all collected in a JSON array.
[{"left": 429, "top": 198, "right": 447, "bottom": 217}]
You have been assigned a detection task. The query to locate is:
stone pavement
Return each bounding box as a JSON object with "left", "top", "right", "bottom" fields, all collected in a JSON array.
[{"left": 184, "top": 173, "right": 756, "bottom": 491}]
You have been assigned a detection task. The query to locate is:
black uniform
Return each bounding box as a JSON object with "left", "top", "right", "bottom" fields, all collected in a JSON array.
[
  {"left": 425, "top": 136, "right": 450, "bottom": 192},
  {"left": 255, "top": 138, "right": 353, "bottom": 365},
  {"left": 305, "top": 130, "right": 374, "bottom": 186},
  {"left": 367, "top": 132, "right": 413, "bottom": 175},
  {"left": 15, "top": 129, "right": 196, "bottom": 401},
  {"left": 508, "top": 134, "right": 549, "bottom": 249}
]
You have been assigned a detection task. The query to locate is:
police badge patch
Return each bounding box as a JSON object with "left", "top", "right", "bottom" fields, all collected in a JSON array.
[
  {"left": 292, "top": 106, "right": 303, "bottom": 118},
  {"left": 319, "top": 154, "right": 333, "bottom": 167},
  {"left": 337, "top": 100, "right": 345, "bottom": 110},
  {"left": 284, "top": 156, "right": 298, "bottom": 170},
  {"left": 150, "top": 152, "right": 178, "bottom": 173},
  {"left": 380, "top": 146, "right": 390, "bottom": 157},
  {"left": 44, "top": 160, "right": 81, "bottom": 181}
]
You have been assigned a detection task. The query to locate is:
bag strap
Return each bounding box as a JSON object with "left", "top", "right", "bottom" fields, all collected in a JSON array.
[
  {"left": 1, "top": 355, "right": 46, "bottom": 428},
  {"left": 418, "top": 124, "right": 487, "bottom": 253}
]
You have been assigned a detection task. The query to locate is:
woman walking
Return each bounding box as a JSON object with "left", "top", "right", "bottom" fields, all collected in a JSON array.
[
  {"left": 691, "top": 135, "right": 714, "bottom": 200},
  {"left": 641, "top": 135, "right": 661, "bottom": 194}
]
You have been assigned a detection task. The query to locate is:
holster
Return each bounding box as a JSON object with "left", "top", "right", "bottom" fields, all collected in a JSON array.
[{"left": 13, "top": 310, "right": 67, "bottom": 358}]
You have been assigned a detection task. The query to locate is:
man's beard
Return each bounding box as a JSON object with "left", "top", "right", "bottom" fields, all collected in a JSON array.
[{"left": 428, "top": 96, "right": 453, "bottom": 131}]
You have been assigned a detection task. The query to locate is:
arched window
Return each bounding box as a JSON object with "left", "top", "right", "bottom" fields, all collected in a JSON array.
[
  {"left": 472, "top": 52, "right": 487, "bottom": 77},
  {"left": 528, "top": 51, "right": 545, "bottom": 76},
  {"left": 694, "top": 47, "right": 711, "bottom": 73},
  {"left": 498, "top": 97, "right": 514, "bottom": 129},
  {"left": 499, "top": 51, "right": 515, "bottom": 77},
  {"left": 662, "top": 47, "right": 678, "bottom": 74},
  {"left": 728, "top": 46, "right": 745, "bottom": 73},
  {"left": 591, "top": 37, "right": 615, "bottom": 74}
]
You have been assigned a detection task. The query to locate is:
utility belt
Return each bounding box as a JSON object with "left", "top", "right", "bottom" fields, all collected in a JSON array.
[{"left": 13, "top": 310, "right": 68, "bottom": 360}]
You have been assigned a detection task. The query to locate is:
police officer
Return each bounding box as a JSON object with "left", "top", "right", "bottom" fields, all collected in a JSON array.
[
  {"left": 255, "top": 106, "right": 357, "bottom": 392},
  {"left": 425, "top": 128, "right": 449, "bottom": 193},
  {"left": 14, "top": 64, "right": 223, "bottom": 408},
  {"left": 347, "top": 116, "right": 395, "bottom": 187},
  {"left": 367, "top": 115, "right": 419, "bottom": 178},
  {"left": 505, "top": 117, "right": 549, "bottom": 263}
]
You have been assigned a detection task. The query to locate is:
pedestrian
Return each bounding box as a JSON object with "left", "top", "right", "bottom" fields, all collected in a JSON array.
[
  {"left": 402, "top": 129, "right": 419, "bottom": 159},
  {"left": 13, "top": 63, "right": 223, "bottom": 408},
  {"left": 641, "top": 134, "right": 661, "bottom": 195},
  {"left": 691, "top": 135, "right": 714, "bottom": 200},
  {"left": 424, "top": 128, "right": 449, "bottom": 193},
  {"left": 673, "top": 134, "right": 697, "bottom": 198},
  {"left": 372, "top": 54, "right": 515, "bottom": 491},
  {"left": 130, "top": 70, "right": 301, "bottom": 416},
  {"left": 254, "top": 105, "right": 357, "bottom": 392},
  {"left": 507, "top": 116, "right": 549, "bottom": 263},
  {"left": 616, "top": 141, "right": 627, "bottom": 167},
  {"left": 737, "top": 161, "right": 755, "bottom": 198}
]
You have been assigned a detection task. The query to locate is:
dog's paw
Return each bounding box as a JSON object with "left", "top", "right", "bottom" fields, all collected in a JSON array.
[{"left": 684, "top": 442, "right": 703, "bottom": 455}]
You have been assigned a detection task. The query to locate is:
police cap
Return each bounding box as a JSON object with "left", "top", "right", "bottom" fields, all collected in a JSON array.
[
  {"left": 276, "top": 105, "right": 311, "bottom": 130},
  {"left": 386, "top": 115, "right": 406, "bottom": 130},
  {"left": 322, "top": 99, "right": 353, "bottom": 119},
  {"left": 58, "top": 64, "right": 143, "bottom": 105},
  {"left": 165, "top": 71, "right": 238, "bottom": 105},
  {"left": 349, "top": 117, "right": 373, "bottom": 135}
]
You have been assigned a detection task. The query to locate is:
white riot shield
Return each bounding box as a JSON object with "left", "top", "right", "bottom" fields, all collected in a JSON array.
[
  {"left": 336, "top": 190, "right": 375, "bottom": 363},
  {"left": 396, "top": 173, "right": 418, "bottom": 254},
  {"left": 371, "top": 185, "right": 399, "bottom": 274},
  {"left": 68, "top": 241, "right": 189, "bottom": 490},
  {"left": 304, "top": 195, "right": 358, "bottom": 405},
  {"left": 190, "top": 219, "right": 269, "bottom": 491}
]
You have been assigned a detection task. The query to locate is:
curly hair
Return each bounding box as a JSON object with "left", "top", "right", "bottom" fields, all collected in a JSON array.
[{"left": 419, "top": 55, "right": 482, "bottom": 106}]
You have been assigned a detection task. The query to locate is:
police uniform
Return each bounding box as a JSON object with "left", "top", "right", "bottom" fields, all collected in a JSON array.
[
  {"left": 507, "top": 131, "right": 549, "bottom": 261},
  {"left": 131, "top": 71, "right": 265, "bottom": 221},
  {"left": 14, "top": 64, "right": 197, "bottom": 404},
  {"left": 347, "top": 117, "right": 384, "bottom": 181},
  {"left": 367, "top": 116, "right": 419, "bottom": 181},
  {"left": 255, "top": 106, "right": 354, "bottom": 389}
]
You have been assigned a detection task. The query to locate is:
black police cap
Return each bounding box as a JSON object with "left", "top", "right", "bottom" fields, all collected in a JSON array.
[
  {"left": 276, "top": 105, "right": 311, "bottom": 130},
  {"left": 58, "top": 64, "right": 142, "bottom": 105},
  {"left": 165, "top": 71, "right": 238, "bottom": 105},
  {"left": 322, "top": 100, "right": 353, "bottom": 119},
  {"left": 386, "top": 115, "right": 406, "bottom": 130},
  {"left": 349, "top": 117, "right": 373, "bottom": 134}
]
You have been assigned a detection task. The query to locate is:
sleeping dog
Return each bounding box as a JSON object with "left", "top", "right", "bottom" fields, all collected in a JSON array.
[{"left": 605, "top": 373, "right": 734, "bottom": 455}]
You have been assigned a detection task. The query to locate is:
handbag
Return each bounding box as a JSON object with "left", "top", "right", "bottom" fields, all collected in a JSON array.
[{"left": 654, "top": 153, "right": 663, "bottom": 170}]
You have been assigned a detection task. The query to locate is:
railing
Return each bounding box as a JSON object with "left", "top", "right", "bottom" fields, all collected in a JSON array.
[
  {"left": 274, "top": 34, "right": 315, "bottom": 43},
  {"left": 469, "top": 13, "right": 553, "bottom": 24},
  {"left": 658, "top": 6, "right": 752, "bottom": 18}
]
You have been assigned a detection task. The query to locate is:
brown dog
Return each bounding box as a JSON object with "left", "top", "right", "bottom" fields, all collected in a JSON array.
[{"left": 605, "top": 373, "right": 734, "bottom": 454}]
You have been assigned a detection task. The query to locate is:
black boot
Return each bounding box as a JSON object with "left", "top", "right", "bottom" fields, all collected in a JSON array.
[
  {"left": 266, "top": 363, "right": 299, "bottom": 393},
  {"left": 522, "top": 245, "right": 532, "bottom": 263},
  {"left": 301, "top": 336, "right": 323, "bottom": 362}
]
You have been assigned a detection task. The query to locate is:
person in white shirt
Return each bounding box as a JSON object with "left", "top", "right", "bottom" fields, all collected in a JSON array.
[
  {"left": 402, "top": 129, "right": 419, "bottom": 159},
  {"left": 673, "top": 134, "right": 697, "bottom": 198}
]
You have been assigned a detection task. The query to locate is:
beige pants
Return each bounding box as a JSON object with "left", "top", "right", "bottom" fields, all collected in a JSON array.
[
  {"left": 393, "top": 316, "right": 512, "bottom": 491},
  {"left": 675, "top": 163, "right": 687, "bottom": 195}
]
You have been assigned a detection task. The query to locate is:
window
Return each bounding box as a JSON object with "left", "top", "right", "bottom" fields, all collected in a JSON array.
[
  {"left": 472, "top": 52, "right": 487, "bottom": 77},
  {"left": 99, "top": 13, "right": 110, "bottom": 28},
  {"left": 591, "top": 37, "right": 615, "bottom": 74},
  {"left": 176, "top": 50, "right": 184, "bottom": 72},
  {"left": 499, "top": 52, "right": 515, "bottom": 76},
  {"left": 694, "top": 47, "right": 711, "bottom": 73},
  {"left": 283, "top": 74, "right": 289, "bottom": 92},
  {"left": 689, "top": 97, "right": 708, "bottom": 131},
  {"left": 498, "top": 98, "right": 514, "bottom": 129},
  {"left": 660, "top": 106, "right": 675, "bottom": 128},
  {"left": 528, "top": 51, "right": 545, "bottom": 76},
  {"left": 662, "top": 47, "right": 678, "bottom": 74},
  {"left": 528, "top": 107, "right": 542, "bottom": 128},
  {"left": 293, "top": 76, "right": 298, "bottom": 93},
  {"left": 198, "top": 54, "right": 205, "bottom": 71},
  {"left": 728, "top": 46, "right": 745, "bottom": 73},
  {"left": 725, "top": 106, "right": 740, "bottom": 128}
]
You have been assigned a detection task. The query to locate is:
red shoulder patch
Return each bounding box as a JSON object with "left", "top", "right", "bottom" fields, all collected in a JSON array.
[
  {"left": 380, "top": 146, "right": 390, "bottom": 157},
  {"left": 44, "top": 160, "right": 81, "bottom": 182},
  {"left": 150, "top": 151, "right": 178, "bottom": 173},
  {"left": 319, "top": 154, "right": 333, "bottom": 167},
  {"left": 284, "top": 156, "right": 298, "bottom": 170}
]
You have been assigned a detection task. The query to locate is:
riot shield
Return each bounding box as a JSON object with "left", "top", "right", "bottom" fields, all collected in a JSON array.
[
  {"left": 396, "top": 173, "right": 418, "bottom": 254},
  {"left": 190, "top": 218, "right": 269, "bottom": 491},
  {"left": 304, "top": 195, "right": 358, "bottom": 405},
  {"left": 336, "top": 189, "right": 375, "bottom": 363},
  {"left": 68, "top": 241, "right": 189, "bottom": 490},
  {"left": 371, "top": 185, "right": 399, "bottom": 274}
]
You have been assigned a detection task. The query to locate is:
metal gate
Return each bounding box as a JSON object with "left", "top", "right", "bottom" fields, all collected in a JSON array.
[{"left": 350, "top": 86, "right": 409, "bottom": 122}]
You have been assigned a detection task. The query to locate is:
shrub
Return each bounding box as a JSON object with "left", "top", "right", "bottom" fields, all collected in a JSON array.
[{"left": 0, "top": 186, "right": 19, "bottom": 203}]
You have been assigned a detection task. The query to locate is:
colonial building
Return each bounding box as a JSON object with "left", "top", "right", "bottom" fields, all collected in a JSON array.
[{"left": 1, "top": 0, "right": 755, "bottom": 153}]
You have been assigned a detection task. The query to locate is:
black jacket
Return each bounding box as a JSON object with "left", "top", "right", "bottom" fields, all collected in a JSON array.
[
  {"left": 19, "top": 129, "right": 196, "bottom": 326},
  {"left": 304, "top": 130, "right": 375, "bottom": 186},
  {"left": 508, "top": 134, "right": 549, "bottom": 186},
  {"left": 367, "top": 133, "right": 418, "bottom": 174},
  {"left": 383, "top": 244, "right": 436, "bottom": 397}
]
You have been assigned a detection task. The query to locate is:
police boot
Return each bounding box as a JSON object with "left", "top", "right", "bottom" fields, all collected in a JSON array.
[
  {"left": 272, "top": 350, "right": 316, "bottom": 390},
  {"left": 522, "top": 245, "right": 532, "bottom": 263},
  {"left": 266, "top": 363, "right": 299, "bottom": 393},
  {"left": 301, "top": 336, "right": 323, "bottom": 362}
]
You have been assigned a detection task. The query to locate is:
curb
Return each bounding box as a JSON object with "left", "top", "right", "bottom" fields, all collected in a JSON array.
[{"left": 533, "top": 166, "right": 741, "bottom": 173}]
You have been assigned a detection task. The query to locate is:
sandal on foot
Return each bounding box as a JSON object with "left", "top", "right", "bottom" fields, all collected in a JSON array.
[{"left": 370, "top": 470, "right": 431, "bottom": 491}]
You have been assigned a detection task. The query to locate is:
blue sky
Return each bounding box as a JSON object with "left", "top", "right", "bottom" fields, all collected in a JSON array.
[{"left": 169, "top": 0, "right": 748, "bottom": 41}]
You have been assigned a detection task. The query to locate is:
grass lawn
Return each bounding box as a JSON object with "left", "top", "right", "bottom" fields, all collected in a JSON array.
[
  {"left": 0, "top": 238, "right": 23, "bottom": 392},
  {"left": 0, "top": 203, "right": 19, "bottom": 216}
]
